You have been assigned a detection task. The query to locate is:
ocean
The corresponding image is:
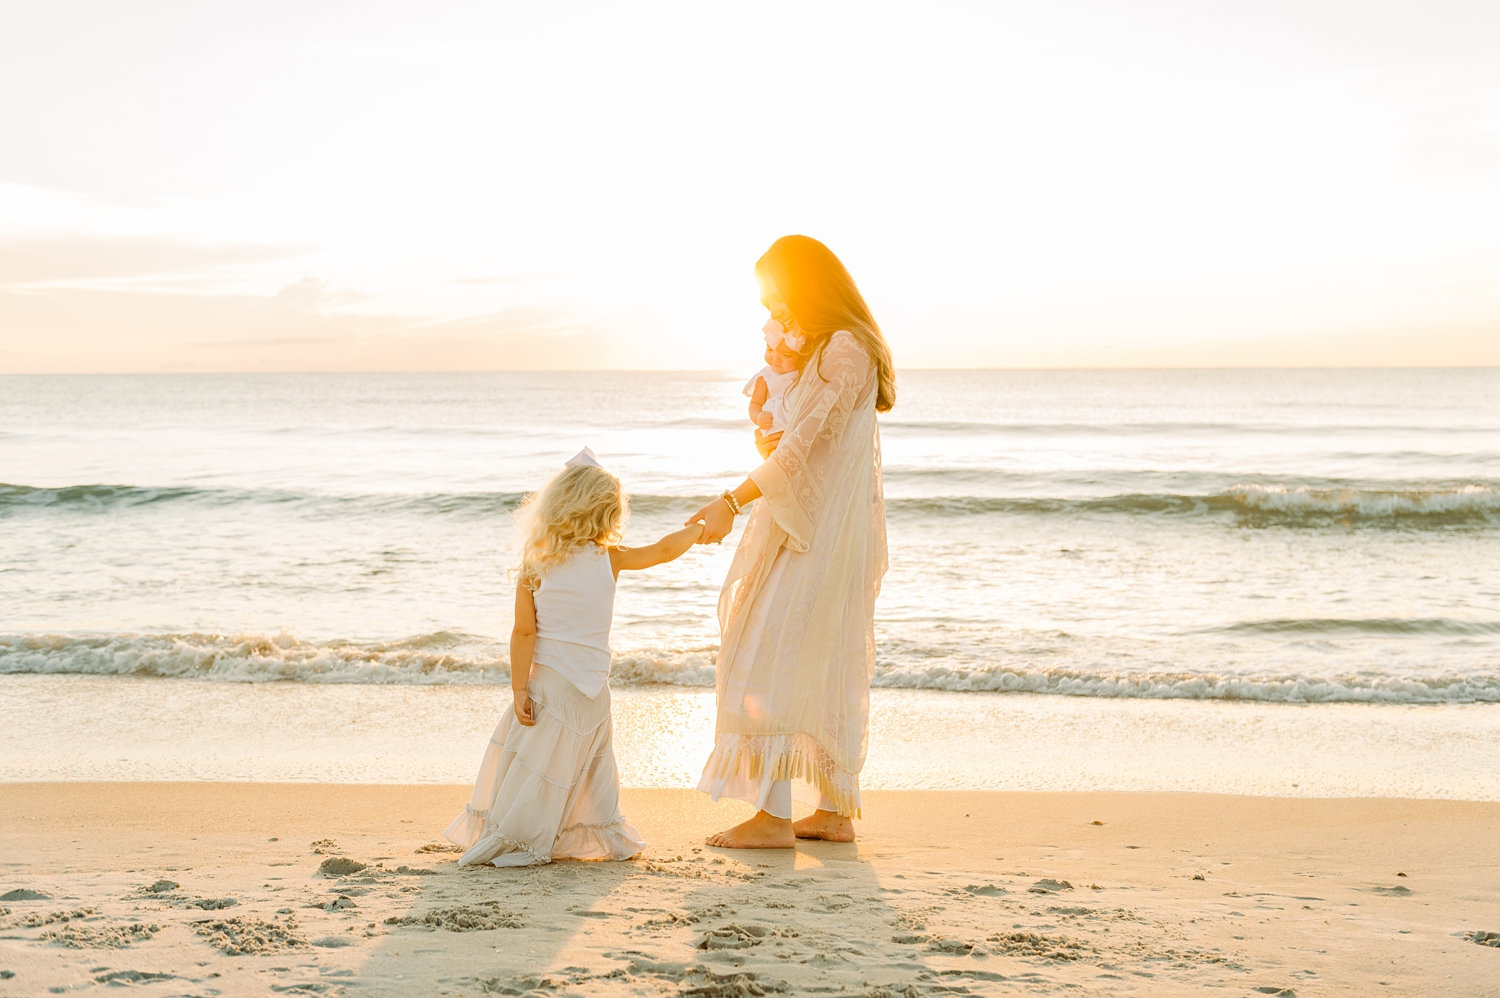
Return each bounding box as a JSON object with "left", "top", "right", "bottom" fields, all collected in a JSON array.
[{"left": 2, "top": 369, "right": 1497, "bottom": 797}]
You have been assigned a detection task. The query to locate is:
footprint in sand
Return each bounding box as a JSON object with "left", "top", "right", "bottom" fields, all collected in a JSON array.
[
  {"left": 192, "top": 915, "right": 308, "bottom": 955},
  {"left": 415, "top": 842, "right": 462, "bottom": 854},
  {"left": 317, "top": 857, "right": 367, "bottom": 877},
  {"left": 387, "top": 864, "right": 435, "bottom": 876},
  {"left": 1028, "top": 879, "right": 1074, "bottom": 894},
  {"left": 812, "top": 893, "right": 854, "bottom": 912},
  {"left": 188, "top": 897, "right": 238, "bottom": 910},
  {"left": 311, "top": 935, "right": 356, "bottom": 948},
  {"left": 988, "top": 930, "right": 1095, "bottom": 961},
  {"left": 269, "top": 982, "right": 345, "bottom": 995},
  {"left": 457, "top": 974, "right": 559, "bottom": 995},
  {"left": 697, "top": 923, "right": 769, "bottom": 950},
  {"left": 383, "top": 901, "right": 522, "bottom": 931},
  {"left": 94, "top": 970, "right": 177, "bottom": 986},
  {"left": 680, "top": 968, "right": 790, "bottom": 997},
  {"left": 5, "top": 907, "right": 96, "bottom": 928},
  {"left": 0, "top": 889, "right": 51, "bottom": 901},
  {"left": 926, "top": 936, "right": 975, "bottom": 954},
  {"left": 44, "top": 921, "right": 161, "bottom": 949},
  {"left": 126, "top": 877, "right": 238, "bottom": 911},
  {"left": 867, "top": 987, "right": 921, "bottom": 998},
  {"left": 959, "top": 884, "right": 1007, "bottom": 897},
  {"left": 1361, "top": 885, "right": 1414, "bottom": 896},
  {"left": 1466, "top": 930, "right": 1500, "bottom": 947}
]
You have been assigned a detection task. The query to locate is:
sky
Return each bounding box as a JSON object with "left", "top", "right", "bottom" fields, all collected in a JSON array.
[{"left": 1, "top": 0, "right": 1498, "bottom": 372}]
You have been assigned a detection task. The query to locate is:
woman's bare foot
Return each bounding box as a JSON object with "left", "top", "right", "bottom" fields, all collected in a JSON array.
[
  {"left": 705, "top": 810, "right": 795, "bottom": 849},
  {"left": 793, "top": 809, "right": 856, "bottom": 842}
]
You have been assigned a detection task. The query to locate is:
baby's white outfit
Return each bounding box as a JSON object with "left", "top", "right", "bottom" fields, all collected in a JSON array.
[
  {"left": 445, "top": 544, "right": 644, "bottom": 866},
  {"left": 744, "top": 367, "right": 797, "bottom": 434}
]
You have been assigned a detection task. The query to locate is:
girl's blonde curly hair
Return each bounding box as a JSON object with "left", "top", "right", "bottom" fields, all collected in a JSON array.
[{"left": 515, "top": 464, "right": 627, "bottom": 590}]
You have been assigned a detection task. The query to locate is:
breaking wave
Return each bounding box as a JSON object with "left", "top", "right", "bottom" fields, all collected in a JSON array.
[
  {"left": 5, "top": 481, "right": 1497, "bottom": 527},
  {"left": 4, "top": 632, "right": 1496, "bottom": 703}
]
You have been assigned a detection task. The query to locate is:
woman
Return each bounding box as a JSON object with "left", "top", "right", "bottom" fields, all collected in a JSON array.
[{"left": 687, "top": 235, "right": 894, "bottom": 848}]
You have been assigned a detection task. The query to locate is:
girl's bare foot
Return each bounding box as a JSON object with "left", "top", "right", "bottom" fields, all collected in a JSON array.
[
  {"left": 793, "top": 809, "right": 855, "bottom": 842},
  {"left": 705, "top": 810, "right": 795, "bottom": 849}
]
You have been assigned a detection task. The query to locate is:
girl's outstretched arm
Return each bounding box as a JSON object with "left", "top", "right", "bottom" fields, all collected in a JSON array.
[
  {"left": 610, "top": 523, "right": 705, "bottom": 575},
  {"left": 510, "top": 583, "right": 538, "bottom": 725}
]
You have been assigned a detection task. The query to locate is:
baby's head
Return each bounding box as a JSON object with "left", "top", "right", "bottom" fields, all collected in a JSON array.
[
  {"left": 516, "top": 463, "right": 627, "bottom": 588},
  {"left": 764, "top": 340, "right": 799, "bottom": 375}
]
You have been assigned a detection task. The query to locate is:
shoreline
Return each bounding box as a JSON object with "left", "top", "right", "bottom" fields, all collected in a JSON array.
[
  {"left": 2, "top": 784, "right": 1497, "bottom": 996},
  {"left": 4, "top": 675, "right": 1498, "bottom": 800}
]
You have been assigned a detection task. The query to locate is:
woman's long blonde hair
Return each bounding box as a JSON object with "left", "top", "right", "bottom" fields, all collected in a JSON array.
[
  {"left": 755, "top": 234, "right": 895, "bottom": 413},
  {"left": 514, "top": 464, "right": 627, "bottom": 590}
]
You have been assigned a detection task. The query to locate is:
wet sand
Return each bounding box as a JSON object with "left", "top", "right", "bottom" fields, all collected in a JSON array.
[
  {"left": 1, "top": 784, "right": 1497, "bottom": 996},
  {"left": 8, "top": 676, "right": 1499, "bottom": 802}
]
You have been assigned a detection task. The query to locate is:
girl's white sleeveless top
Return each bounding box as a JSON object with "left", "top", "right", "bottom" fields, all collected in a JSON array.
[{"left": 531, "top": 545, "right": 616, "bottom": 698}]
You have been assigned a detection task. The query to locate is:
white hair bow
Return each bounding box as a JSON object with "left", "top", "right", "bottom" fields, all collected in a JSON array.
[
  {"left": 762, "top": 317, "right": 786, "bottom": 349},
  {"left": 762, "top": 317, "right": 805, "bottom": 352},
  {"left": 565, "top": 446, "right": 601, "bottom": 469}
]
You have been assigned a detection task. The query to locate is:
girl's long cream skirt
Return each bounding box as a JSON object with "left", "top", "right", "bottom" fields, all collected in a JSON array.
[{"left": 445, "top": 664, "right": 644, "bottom": 867}]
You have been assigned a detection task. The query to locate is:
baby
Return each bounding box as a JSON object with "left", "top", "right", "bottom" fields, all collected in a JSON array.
[{"left": 745, "top": 317, "right": 801, "bottom": 434}]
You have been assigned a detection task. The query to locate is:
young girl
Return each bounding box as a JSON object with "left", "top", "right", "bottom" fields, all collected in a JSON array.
[{"left": 445, "top": 449, "right": 704, "bottom": 867}]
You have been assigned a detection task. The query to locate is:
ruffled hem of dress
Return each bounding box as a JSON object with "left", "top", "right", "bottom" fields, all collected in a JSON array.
[
  {"left": 698, "top": 731, "right": 862, "bottom": 818},
  {"left": 445, "top": 808, "right": 643, "bottom": 867},
  {"left": 553, "top": 817, "right": 646, "bottom": 861},
  {"left": 442, "top": 803, "right": 488, "bottom": 855},
  {"left": 453, "top": 828, "right": 552, "bottom": 868}
]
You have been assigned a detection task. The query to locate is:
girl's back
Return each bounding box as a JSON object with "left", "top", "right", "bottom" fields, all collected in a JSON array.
[{"left": 532, "top": 544, "right": 615, "bottom": 698}]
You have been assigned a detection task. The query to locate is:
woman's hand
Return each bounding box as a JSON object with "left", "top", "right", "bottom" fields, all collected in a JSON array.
[
  {"left": 513, "top": 694, "right": 536, "bottom": 726},
  {"left": 686, "top": 497, "right": 735, "bottom": 544},
  {"left": 755, "top": 429, "right": 782, "bottom": 458}
]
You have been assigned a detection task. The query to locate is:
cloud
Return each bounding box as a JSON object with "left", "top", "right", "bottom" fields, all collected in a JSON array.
[
  {"left": 0, "top": 285, "right": 628, "bottom": 372},
  {"left": 449, "top": 274, "right": 535, "bottom": 286},
  {"left": 273, "top": 276, "right": 373, "bottom": 310},
  {"left": 0, "top": 233, "right": 308, "bottom": 287},
  {"left": 448, "top": 269, "right": 610, "bottom": 288}
]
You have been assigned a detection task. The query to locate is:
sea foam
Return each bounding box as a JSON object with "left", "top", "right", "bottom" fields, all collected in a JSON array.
[
  {"left": 6, "top": 480, "right": 1497, "bottom": 526},
  {"left": 1222, "top": 483, "right": 1500, "bottom": 520},
  {"left": 4, "top": 632, "right": 1496, "bottom": 704}
]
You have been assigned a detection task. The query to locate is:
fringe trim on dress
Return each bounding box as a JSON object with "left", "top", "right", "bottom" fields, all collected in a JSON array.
[{"left": 702, "top": 731, "right": 862, "bottom": 818}]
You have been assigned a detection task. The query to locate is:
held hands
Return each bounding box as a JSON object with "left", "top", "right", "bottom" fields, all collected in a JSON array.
[
  {"left": 686, "top": 429, "right": 777, "bottom": 544},
  {"left": 755, "top": 411, "right": 775, "bottom": 431},
  {"left": 686, "top": 497, "right": 735, "bottom": 544}
]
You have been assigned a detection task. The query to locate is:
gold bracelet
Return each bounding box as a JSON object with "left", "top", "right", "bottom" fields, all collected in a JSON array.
[{"left": 719, "top": 489, "right": 742, "bottom": 516}]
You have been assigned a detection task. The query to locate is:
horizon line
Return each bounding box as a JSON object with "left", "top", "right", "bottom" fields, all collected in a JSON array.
[{"left": 1, "top": 364, "right": 1498, "bottom": 377}]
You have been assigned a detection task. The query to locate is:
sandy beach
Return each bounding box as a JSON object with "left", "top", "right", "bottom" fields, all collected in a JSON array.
[{"left": 0, "top": 784, "right": 1495, "bottom": 996}]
